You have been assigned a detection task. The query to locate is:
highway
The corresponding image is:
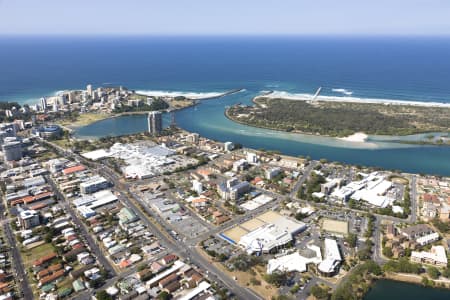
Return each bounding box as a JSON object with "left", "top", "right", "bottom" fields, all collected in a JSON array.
[{"left": 0, "top": 199, "right": 33, "bottom": 299}]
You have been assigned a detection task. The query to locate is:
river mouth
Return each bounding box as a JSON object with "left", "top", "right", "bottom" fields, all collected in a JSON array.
[{"left": 74, "top": 89, "right": 450, "bottom": 176}]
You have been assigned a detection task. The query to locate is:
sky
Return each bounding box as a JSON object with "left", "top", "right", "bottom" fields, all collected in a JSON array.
[{"left": 1, "top": 0, "right": 450, "bottom": 36}]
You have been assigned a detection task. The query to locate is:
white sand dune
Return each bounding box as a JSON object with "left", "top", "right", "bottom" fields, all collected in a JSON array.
[{"left": 338, "top": 132, "right": 369, "bottom": 143}]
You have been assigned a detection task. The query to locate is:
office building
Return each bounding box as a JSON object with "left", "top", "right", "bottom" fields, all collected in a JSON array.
[
  {"left": 2, "top": 139, "right": 22, "bottom": 161},
  {"left": 80, "top": 175, "right": 110, "bottom": 194},
  {"left": 148, "top": 111, "right": 163, "bottom": 135},
  {"left": 318, "top": 239, "right": 342, "bottom": 276}
]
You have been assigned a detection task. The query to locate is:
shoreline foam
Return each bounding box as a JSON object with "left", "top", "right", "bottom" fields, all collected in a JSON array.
[{"left": 135, "top": 90, "right": 225, "bottom": 100}]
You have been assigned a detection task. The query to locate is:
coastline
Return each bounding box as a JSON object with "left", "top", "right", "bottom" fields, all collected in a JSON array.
[
  {"left": 224, "top": 105, "right": 448, "bottom": 146},
  {"left": 257, "top": 91, "right": 450, "bottom": 108},
  {"left": 60, "top": 88, "right": 244, "bottom": 130},
  {"left": 224, "top": 95, "right": 450, "bottom": 146}
]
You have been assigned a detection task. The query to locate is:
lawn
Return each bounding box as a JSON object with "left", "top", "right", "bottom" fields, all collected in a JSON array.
[
  {"left": 58, "top": 112, "right": 110, "bottom": 128},
  {"left": 21, "top": 243, "right": 55, "bottom": 270}
]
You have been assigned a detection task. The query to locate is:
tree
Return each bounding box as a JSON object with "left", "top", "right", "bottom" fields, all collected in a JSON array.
[
  {"left": 427, "top": 266, "right": 440, "bottom": 279},
  {"left": 295, "top": 212, "right": 308, "bottom": 221},
  {"left": 348, "top": 198, "right": 357, "bottom": 209},
  {"left": 157, "top": 291, "right": 171, "bottom": 300},
  {"left": 310, "top": 284, "right": 330, "bottom": 299},
  {"left": 96, "top": 290, "right": 112, "bottom": 300},
  {"left": 442, "top": 268, "right": 450, "bottom": 278},
  {"left": 264, "top": 271, "right": 288, "bottom": 287},
  {"left": 250, "top": 277, "right": 261, "bottom": 286},
  {"left": 345, "top": 233, "right": 357, "bottom": 248},
  {"left": 382, "top": 247, "right": 393, "bottom": 258}
]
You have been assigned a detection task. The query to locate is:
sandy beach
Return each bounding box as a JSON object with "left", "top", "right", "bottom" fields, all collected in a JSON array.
[
  {"left": 339, "top": 132, "right": 369, "bottom": 142},
  {"left": 257, "top": 91, "right": 450, "bottom": 108}
]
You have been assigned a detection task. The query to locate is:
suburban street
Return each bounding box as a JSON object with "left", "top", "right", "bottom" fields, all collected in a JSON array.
[
  {"left": 0, "top": 199, "right": 33, "bottom": 300},
  {"left": 46, "top": 175, "right": 117, "bottom": 277},
  {"left": 410, "top": 175, "right": 417, "bottom": 223}
]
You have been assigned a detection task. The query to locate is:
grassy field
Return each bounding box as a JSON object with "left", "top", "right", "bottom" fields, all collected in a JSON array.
[
  {"left": 227, "top": 97, "right": 450, "bottom": 137},
  {"left": 388, "top": 175, "right": 409, "bottom": 185},
  {"left": 51, "top": 138, "right": 70, "bottom": 149},
  {"left": 21, "top": 243, "right": 55, "bottom": 269},
  {"left": 58, "top": 112, "right": 110, "bottom": 128},
  {"left": 168, "top": 98, "right": 195, "bottom": 109}
]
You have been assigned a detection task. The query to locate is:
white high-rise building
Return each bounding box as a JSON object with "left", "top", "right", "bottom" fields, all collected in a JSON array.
[
  {"left": 147, "top": 111, "right": 163, "bottom": 135},
  {"left": 40, "top": 97, "right": 47, "bottom": 111},
  {"left": 247, "top": 152, "right": 258, "bottom": 164},
  {"left": 86, "top": 84, "right": 93, "bottom": 97},
  {"left": 192, "top": 180, "right": 203, "bottom": 194},
  {"left": 224, "top": 141, "right": 234, "bottom": 152}
]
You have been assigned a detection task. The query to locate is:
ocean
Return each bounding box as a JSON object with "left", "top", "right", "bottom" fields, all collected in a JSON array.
[
  {"left": 1, "top": 36, "right": 450, "bottom": 175},
  {"left": 2, "top": 36, "right": 450, "bottom": 104}
]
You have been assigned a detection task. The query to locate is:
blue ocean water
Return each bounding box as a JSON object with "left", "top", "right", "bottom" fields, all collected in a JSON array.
[
  {"left": 1, "top": 36, "right": 450, "bottom": 103},
  {"left": 1, "top": 36, "right": 449, "bottom": 175}
]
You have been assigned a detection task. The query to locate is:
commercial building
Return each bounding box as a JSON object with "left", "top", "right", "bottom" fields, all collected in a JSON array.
[
  {"left": 80, "top": 176, "right": 110, "bottom": 194},
  {"left": 331, "top": 172, "right": 394, "bottom": 207},
  {"left": 77, "top": 206, "right": 96, "bottom": 219},
  {"left": 2, "top": 139, "right": 22, "bottom": 161},
  {"left": 148, "top": 111, "right": 163, "bottom": 135},
  {"left": 231, "top": 211, "right": 306, "bottom": 254},
  {"left": 33, "top": 125, "right": 62, "bottom": 139},
  {"left": 118, "top": 207, "right": 139, "bottom": 226},
  {"left": 411, "top": 246, "right": 448, "bottom": 267},
  {"left": 267, "top": 245, "right": 322, "bottom": 274},
  {"left": 318, "top": 238, "right": 342, "bottom": 276}
]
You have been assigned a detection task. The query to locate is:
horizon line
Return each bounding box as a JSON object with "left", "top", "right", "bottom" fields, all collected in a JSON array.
[{"left": 1, "top": 33, "right": 450, "bottom": 38}]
